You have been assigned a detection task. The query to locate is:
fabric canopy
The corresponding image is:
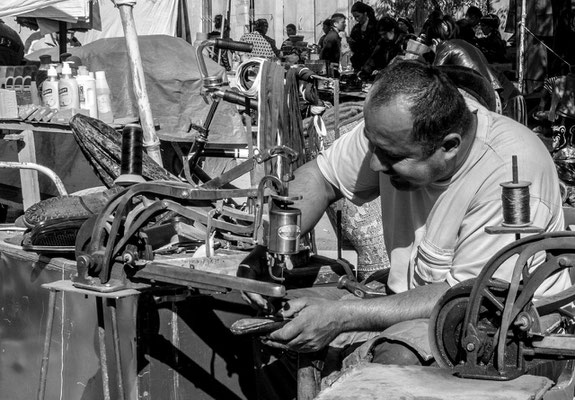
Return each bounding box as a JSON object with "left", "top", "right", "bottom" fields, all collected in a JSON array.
[{"left": 0, "top": 0, "right": 68, "bottom": 18}]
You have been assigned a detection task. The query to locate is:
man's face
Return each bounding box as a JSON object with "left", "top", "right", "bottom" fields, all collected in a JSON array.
[
  {"left": 287, "top": 26, "right": 296, "bottom": 36},
  {"left": 258, "top": 22, "right": 268, "bottom": 35},
  {"left": 364, "top": 96, "right": 450, "bottom": 191},
  {"left": 333, "top": 18, "right": 346, "bottom": 32}
]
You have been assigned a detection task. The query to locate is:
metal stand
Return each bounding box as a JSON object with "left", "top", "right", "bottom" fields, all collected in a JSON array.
[{"left": 36, "top": 280, "right": 140, "bottom": 400}]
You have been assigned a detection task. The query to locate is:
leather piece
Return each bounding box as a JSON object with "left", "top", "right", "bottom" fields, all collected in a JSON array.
[
  {"left": 230, "top": 317, "right": 289, "bottom": 335},
  {"left": 433, "top": 39, "right": 502, "bottom": 91}
]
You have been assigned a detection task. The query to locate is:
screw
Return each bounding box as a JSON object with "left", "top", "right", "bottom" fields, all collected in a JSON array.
[{"left": 466, "top": 343, "right": 475, "bottom": 352}]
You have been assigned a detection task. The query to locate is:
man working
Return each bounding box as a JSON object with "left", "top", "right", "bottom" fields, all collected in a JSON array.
[{"left": 243, "top": 60, "right": 571, "bottom": 376}]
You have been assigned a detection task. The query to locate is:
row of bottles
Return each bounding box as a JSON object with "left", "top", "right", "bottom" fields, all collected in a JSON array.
[{"left": 41, "top": 62, "right": 114, "bottom": 124}]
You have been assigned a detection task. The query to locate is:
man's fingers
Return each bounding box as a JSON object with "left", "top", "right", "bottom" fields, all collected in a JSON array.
[
  {"left": 260, "top": 338, "right": 290, "bottom": 351},
  {"left": 241, "top": 291, "right": 273, "bottom": 312}
]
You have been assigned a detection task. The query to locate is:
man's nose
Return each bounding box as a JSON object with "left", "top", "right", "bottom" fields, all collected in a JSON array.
[{"left": 370, "top": 153, "right": 391, "bottom": 173}]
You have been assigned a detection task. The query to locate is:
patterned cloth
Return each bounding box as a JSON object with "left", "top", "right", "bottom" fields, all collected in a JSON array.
[{"left": 238, "top": 31, "right": 276, "bottom": 60}]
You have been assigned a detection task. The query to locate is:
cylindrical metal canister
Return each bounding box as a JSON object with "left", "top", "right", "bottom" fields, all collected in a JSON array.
[{"left": 268, "top": 207, "right": 301, "bottom": 255}]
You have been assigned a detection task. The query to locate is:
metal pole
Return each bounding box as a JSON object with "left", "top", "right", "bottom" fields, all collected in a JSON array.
[
  {"left": 37, "top": 290, "right": 57, "bottom": 400},
  {"left": 517, "top": 0, "right": 527, "bottom": 94},
  {"left": 113, "top": 0, "right": 164, "bottom": 167}
]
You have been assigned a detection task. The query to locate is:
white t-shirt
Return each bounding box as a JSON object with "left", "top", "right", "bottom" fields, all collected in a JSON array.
[{"left": 317, "top": 98, "right": 571, "bottom": 297}]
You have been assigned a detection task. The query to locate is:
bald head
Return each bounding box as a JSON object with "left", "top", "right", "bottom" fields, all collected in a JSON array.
[{"left": 366, "top": 61, "right": 472, "bottom": 155}]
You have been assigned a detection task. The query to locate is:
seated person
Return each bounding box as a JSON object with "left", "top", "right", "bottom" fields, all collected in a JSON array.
[{"left": 241, "top": 60, "right": 570, "bottom": 399}]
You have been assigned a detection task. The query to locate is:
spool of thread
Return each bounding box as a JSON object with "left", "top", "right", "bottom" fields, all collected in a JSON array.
[
  {"left": 115, "top": 123, "right": 146, "bottom": 186},
  {"left": 500, "top": 155, "right": 532, "bottom": 227},
  {"left": 500, "top": 181, "right": 532, "bottom": 227}
]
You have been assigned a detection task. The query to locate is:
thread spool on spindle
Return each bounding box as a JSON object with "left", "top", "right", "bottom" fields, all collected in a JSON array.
[
  {"left": 115, "top": 123, "right": 146, "bottom": 186},
  {"left": 500, "top": 156, "right": 531, "bottom": 227}
]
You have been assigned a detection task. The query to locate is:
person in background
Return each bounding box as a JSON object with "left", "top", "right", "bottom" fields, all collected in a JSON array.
[
  {"left": 348, "top": 1, "right": 379, "bottom": 73},
  {"left": 360, "top": 16, "right": 406, "bottom": 80},
  {"left": 280, "top": 23, "right": 298, "bottom": 57},
  {"left": 256, "top": 18, "right": 281, "bottom": 58},
  {"left": 239, "top": 18, "right": 279, "bottom": 61},
  {"left": 320, "top": 13, "right": 347, "bottom": 71},
  {"left": 318, "top": 18, "right": 332, "bottom": 50},
  {"left": 282, "top": 23, "right": 297, "bottom": 46},
  {"left": 397, "top": 17, "right": 415, "bottom": 35},
  {"left": 422, "top": 14, "right": 504, "bottom": 112},
  {"left": 0, "top": 18, "right": 24, "bottom": 65},
  {"left": 476, "top": 14, "right": 507, "bottom": 64},
  {"left": 456, "top": 6, "right": 483, "bottom": 44},
  {"left": 208, "top": 14, "right": 232, "bottom": 71}
]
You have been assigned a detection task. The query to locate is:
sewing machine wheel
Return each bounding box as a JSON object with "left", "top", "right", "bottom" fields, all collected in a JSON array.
[{"left": 429, "top": 278, "right": 509, "bottom": 369}]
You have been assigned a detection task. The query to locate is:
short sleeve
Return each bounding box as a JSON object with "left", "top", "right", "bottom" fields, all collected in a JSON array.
[{"left": 316, "top": 121, "right": 380, "bottom": 204}]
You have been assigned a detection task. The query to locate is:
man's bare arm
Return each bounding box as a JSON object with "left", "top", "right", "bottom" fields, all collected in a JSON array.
[
  {"left": 269, "top": 281, "right": 451, "bottom": 352},
  {"left": 288, "top": 159, "right": 343, "bottom": 235},
  {"left": 337, "top": 281, "right": 450, "bottom": 332}
]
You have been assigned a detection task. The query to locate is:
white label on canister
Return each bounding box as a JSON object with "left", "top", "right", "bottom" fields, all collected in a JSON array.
[{"left": 277, "top": 225, "right": 300, "bottom": 240}]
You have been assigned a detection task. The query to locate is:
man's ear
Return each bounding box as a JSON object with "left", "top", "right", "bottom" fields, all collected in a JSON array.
[{"left": 441, "top": 133, "right": 462, "bottom": 156}]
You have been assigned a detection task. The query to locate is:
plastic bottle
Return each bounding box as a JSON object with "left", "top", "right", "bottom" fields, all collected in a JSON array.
[
  {"left": 95, "top": 70, "right": 114, "bottom": 123},
  {"left": 42, "top": 65, "right": 60, "bottom": 110},
  {"left": 76, "top": 66, "right": 98, "bottom": 118},
  {"left": 59, "top": 61, "right": 80, "bottom": 109},
  {"left": 36, "top": 54, "right": 52, "bottom": 96}
]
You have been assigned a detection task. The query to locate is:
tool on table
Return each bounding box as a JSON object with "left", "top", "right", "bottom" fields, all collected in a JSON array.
[{"left": 336, "top": 258, "right": 385, "bottom": 299}]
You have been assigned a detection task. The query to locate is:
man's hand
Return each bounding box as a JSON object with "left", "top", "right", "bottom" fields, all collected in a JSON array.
[
  {"left": 261, "top": 297, "right": 343, "bottom": 353},
  {"left": 241, "top": 291, "right": 275, "bottom": 313}
]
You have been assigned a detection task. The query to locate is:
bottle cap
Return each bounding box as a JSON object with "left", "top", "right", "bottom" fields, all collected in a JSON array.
[
  {"left": 66, "top": 55, "right": 82, "bottom": 68},
  {"left": 39, "top": 54, "right": 52, "bottom": 64},
  {"left": 61, "top": 61, "right": 72, "bottom": 76},
  {"left": 78, "top": 65, "right": 89, "bottom": 75},
  {"left": 48, "top": 65, "right": 58, "bottom": 77}
]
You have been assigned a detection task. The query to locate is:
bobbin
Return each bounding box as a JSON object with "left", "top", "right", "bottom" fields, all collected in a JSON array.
[
  {"left": 500, "top": 180, "right": 532, "bottom": 227},
  {"left": 115, "top": 123, "right": 146, "bottom": 186}
]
